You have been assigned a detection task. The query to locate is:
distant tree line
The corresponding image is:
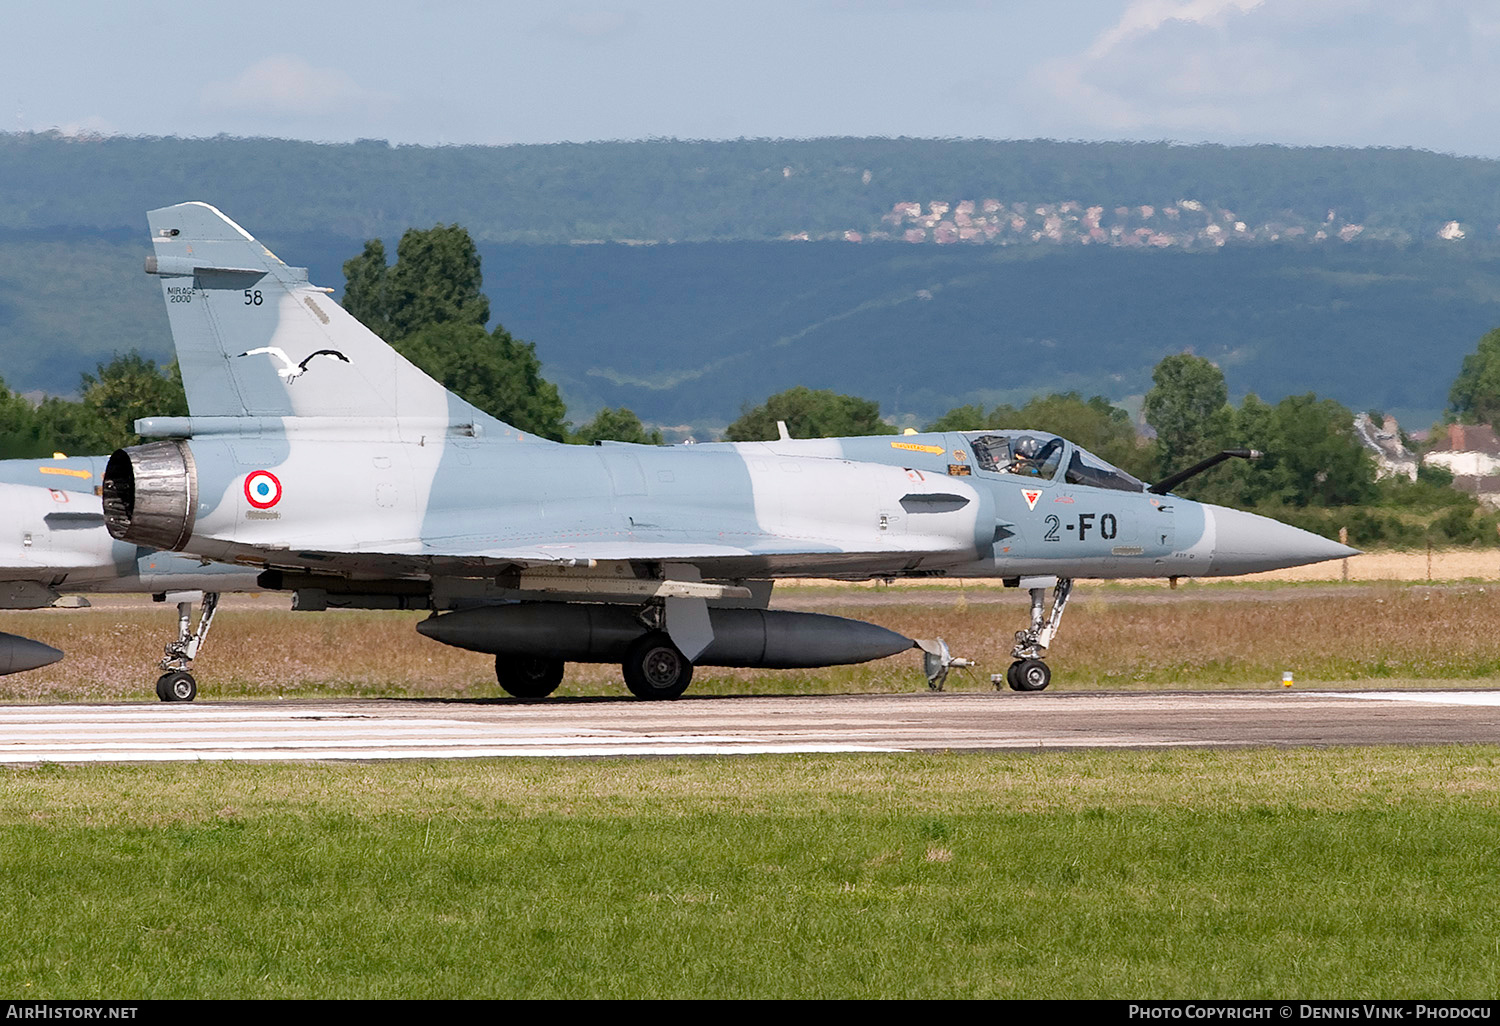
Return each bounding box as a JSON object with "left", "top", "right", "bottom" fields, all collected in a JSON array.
[
  {"left": 0, "top": 353, "right": 187, "bottom": 459},
  {"left": 8, "top": 133, "right": 1500, "bottom": 246},
  {"left": 726, "top": 350, "right": 1500, "bottom": 548}
]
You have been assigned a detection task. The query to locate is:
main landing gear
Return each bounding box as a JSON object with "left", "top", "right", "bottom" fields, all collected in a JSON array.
[
  {"left": 494, "top": 655, "right": 565, "bottom": 698},
  {"left": 622, "top": 632, "right": 694, "bottom": 700},
  {"left": 491, "top": 634, "right": 696, "bottom": 701},
  {"left": 994, "top": 577, "right": 1073, "bottom": 693},
  {"left": 154, "top": 591, "right": 219, "bottom": 703}
]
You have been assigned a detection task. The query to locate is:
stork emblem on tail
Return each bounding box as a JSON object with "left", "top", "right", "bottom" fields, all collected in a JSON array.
[{"left": 237, "top": 347, "right": 350, "bottom": 382}]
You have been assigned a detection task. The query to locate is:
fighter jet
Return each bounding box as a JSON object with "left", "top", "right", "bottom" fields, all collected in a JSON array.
[
  {"left": 0, "top": 456, "right": 259, "bottom": 697},
  {"left": 100, "top": 202, "right": 1355, "bottom": 701}
]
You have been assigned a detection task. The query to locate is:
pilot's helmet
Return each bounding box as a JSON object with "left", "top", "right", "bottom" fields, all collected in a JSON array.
[{"left": 1013, "top": 436, "right": 1042, "bottom": 460}]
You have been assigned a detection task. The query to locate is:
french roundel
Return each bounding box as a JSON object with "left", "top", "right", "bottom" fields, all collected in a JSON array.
[{"left": 244, "top": 470, "right": 282, "bottom": 509}]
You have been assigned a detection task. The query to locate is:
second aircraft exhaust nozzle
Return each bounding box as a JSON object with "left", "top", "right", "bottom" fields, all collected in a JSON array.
[
  {"left": 0, "top": 632, "right": 64, "bottom": 675},
  {"left": 1205, "top": 505, "right": 1362, "bottom": 576}
]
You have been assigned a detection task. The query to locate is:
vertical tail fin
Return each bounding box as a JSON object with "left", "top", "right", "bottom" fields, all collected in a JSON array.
[{"left": 145, "top": 202, "right": 526, "bottom": 437}]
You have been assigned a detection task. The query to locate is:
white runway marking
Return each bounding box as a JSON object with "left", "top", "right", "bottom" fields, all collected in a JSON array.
[
  {"left": 6, "top": 690, "right": 1496, "bottom": 765},
  {"left": 0, "top": 704, "right": 904, "bottom": 764},
  {"left": 5, "top": 744, "right": 901, "bottom": 763},
  {"left": 1305, "top": 691, "right": 1500, "bottom": 707}
]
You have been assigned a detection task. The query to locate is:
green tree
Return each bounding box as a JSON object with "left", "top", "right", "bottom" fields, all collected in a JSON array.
[
  {"left": 340, "top": 238, "right": 392, "bottom": 340},
  {"left": 1208, "top": 392, "right": 1278, "bottom": 506},
  {"left": 724, "top": 386, "right": 897, "bottom": 441},
  {"left": 925, "top": 393, "right": 1150, "bottom": 479},
  {"left": 1448, "top": 326, "right": 1500, "bottom": 426},
  {"left": 1259, "top": 393, "right": 1377, "bottom": 507},
  {"left": 76, "top": 352, "right": 188, "bottom": 451},
  {"left": 924, "top": 403, "right": 1015, "bottom": 432},
  {"left": 573, "top": 407, "right": 662, "bottom": 445},
  {"left": 30, "top": 397, "right": 106, "bottom": 457},
  {"left": 395, "top": 322, "right": 568, "bottom": 441},
  {"left": 9, "top": 353, "right": 188, "bottom": 457},
  {"left": 341, "top": 225, "right": 489, "bottom": 342},
  {"left": 1144, "top": 354, "right": 1232, "bottom": 477},
  {"left": 0, "top": 378, "right": 51, "bottom": 459},
  {"left": 342, "top": 224, "right": 572, "bottom": 439},
  {"left": 386, "top": 225, "right": 489, "bottom": 341}
]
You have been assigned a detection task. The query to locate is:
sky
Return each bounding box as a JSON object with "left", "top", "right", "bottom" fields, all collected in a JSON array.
[{"left": 9, "top": 0, "right": 1500, "bottom": 157}]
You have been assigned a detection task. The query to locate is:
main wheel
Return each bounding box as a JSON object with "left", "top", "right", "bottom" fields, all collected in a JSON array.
[
  {"left": 622, "top": 633, "right": 694, "bottom": 700},
  {"left": 156, "top": 670, "right": 197, "bottom": 703},
  {"left": 495, "top": 655, "right": 565, "bottom": 698},
  {"left": 1010, "top": 658, "right": 1051, "bottom": 692}
]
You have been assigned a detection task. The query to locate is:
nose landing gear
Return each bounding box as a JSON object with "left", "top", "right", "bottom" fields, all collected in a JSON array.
[{"left": 994, "top": 577, "right": 1072, "bottom": 692}]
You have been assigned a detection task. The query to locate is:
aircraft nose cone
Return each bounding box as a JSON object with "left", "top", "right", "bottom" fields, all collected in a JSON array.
[
  {"left": 1207, "top": 505, "right": 1360, "bottom": 575},
  {"left": 0, "top": 632, "right": 64, "bottom": 675}
]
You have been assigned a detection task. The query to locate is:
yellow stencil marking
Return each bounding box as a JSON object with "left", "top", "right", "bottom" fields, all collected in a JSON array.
[
  {"left": 40, "top": 467, "right": 92, "bottom": 479},
  {"left": 890, "top": 441, "right": 945, "bottom": 454}
]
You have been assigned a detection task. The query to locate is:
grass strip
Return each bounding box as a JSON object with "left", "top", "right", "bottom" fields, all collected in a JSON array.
[
  {"left": 3, "top": 747, "right": 1499, "bottom": 998},
  {"left": 8, "top": 583, "right": 1500, "bottom": 700}
]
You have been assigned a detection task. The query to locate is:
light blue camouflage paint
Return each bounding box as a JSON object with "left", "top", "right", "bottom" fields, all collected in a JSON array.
[{"left": 96, "top": 202, "right": 1357, "bottom": 697}]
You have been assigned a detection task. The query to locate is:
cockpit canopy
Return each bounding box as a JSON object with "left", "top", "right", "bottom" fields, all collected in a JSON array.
[{"left": 964, "top": 432, "right": 1145, "bottom": 493}]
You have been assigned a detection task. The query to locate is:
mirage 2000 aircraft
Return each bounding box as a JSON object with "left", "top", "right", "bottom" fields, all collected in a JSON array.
[
  {"left": 99, "top": 202, "right": 1355, "bottom": 702},
  {"left": 0, "top": 457, "right": 259, "bottom": 694}
]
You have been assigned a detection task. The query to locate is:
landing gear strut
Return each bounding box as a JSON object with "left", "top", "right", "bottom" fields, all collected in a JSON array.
[
  {"left": 154, "top": 591, "right": 219, "bottom": 703},
  {"left": 994, "top": 577, "right": 1072, "bottom": 693}
]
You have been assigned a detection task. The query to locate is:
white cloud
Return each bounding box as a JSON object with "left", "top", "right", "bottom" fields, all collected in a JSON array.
[
  {"left": 200, "top": 56, "right": 389, "bottom": 118},
  {"left": 1088, "top": 0, "right": 1264, "bottom": 54},
  {"left": 1030, "top": 0, "right": 1500, "bottom": 152}
]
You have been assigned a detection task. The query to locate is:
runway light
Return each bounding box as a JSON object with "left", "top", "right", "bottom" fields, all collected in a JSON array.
[{"left": 1282, "top": 671, "right": 1294, "bottom": 688}]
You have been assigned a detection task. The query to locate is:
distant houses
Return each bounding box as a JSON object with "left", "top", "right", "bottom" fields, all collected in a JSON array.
[
  {"left": 1354, "top": 412, "right": 1418, "bottom": 482},
  {"left": 1423, "top": 423, "right": 1500, "bottom": 509},
  {"left": 839, "top": 195, "right": 1483, "bottom": 250},
  {"left": 854, "top": 196, "right": 1390, "bottom": 249},
  {"left": 1353, "top": 415, "right": 1500, "bottom": 509}
]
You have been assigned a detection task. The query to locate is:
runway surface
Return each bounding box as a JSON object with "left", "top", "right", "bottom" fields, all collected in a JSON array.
[{"left": 3, "top": 689, "right": 1500, "bottom": 764}]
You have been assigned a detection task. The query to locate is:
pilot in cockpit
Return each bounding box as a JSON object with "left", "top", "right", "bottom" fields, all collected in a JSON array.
[{"left": 1006, "top": 435, "right": 1061, "bottom": 478}]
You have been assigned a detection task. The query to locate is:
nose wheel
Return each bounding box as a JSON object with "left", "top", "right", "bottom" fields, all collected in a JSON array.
[
  {"left": 993, "top": 578, "right": 1072, "bottom": 693},
  {"left": 1004, "top": 658, "right": 1051, "bottom": 692},
  {"left": 155, "top": 670, "right": 198, "bottom": 702}
]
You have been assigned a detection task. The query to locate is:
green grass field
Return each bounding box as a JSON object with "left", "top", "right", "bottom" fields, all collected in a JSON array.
[{"left": 5, "top": 747, "right": 1500, "bottom": 998}]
